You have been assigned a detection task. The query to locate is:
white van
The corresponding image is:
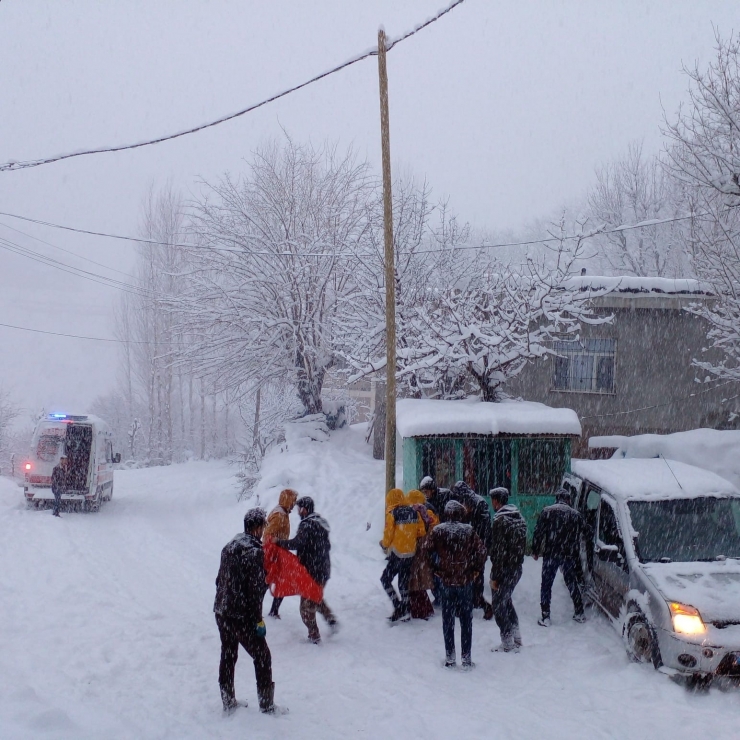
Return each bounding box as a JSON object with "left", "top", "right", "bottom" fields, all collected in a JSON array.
[
  {"left": 565, "top": 458, "right": 740, "bottom": 686},
  {"left": 23, "top": 413, "right": 121, "bottom": 512}
]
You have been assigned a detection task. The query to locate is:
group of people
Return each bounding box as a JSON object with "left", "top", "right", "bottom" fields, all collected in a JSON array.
[
  {"left": 213, "top": 492, "right": 336, "bottom": 715},
  {"left": 380, "top": 477, "right": 587, "bottom": 667},
  {"left": 211, "top": 478, "right": 587, "bottom": 714}
]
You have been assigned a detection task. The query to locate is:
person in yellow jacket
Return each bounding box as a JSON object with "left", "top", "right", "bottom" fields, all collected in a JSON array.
[
  {"left": 263, "top": 488, "right": 298, "bottom": 618},
  {"left": 379, "top": 488, "right": 427, "bottom": 622}
]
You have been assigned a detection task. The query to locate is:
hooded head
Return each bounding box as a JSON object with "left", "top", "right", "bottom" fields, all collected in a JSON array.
[
  {"left": 407, "top": 489, "right": 425, "bottom": 505},
  {"left": 452, "top": 481, "right": 476, "bottom": 506},
  {"left": 279, "top": 488, "right": 299, "bottom": 511},
  {"left": 555, "top": 487, "right": 573, "bottom": 505},
  {"left": 296, "top": 496, "right": 315, "bottom": 517},
  {"left": 244, "top": 507, "right": 267, "bottom": 534},
  {"left": 385, "top": 488, "right": 405, "bottom": 511},
  {"left": 444, "top": 500, "right": 466, "bottom": 522},
  {"left": 419, "top": 476, "right": 436, "bottom": 494}
]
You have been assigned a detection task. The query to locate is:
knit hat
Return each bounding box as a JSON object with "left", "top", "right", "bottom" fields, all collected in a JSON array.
[
  {"left": 419, "top": 476, "right": 435, "bottom": 491},
  {"left": 444, "top": 500, "right": 466, "bottom": 522},
  {"left": 555, "top": 487, "right": 572, "bottom": 504},
  {"left": 244, "top": 507, "right": 267, "bottom": 532},
  {"left": 295, "top": 496, "right": 315, "bottom": 514},
  {"left": 489, "top": 487, "right": 510, "bottom": 505}
]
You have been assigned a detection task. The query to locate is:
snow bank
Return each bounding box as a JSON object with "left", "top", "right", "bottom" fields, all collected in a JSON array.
[
  {"left": 571, "top": 458, "right": 738, "bottom": 501},
  {"left": 563, "top": 275, "right": 711, "bottom": 295},
  {"left": 590, "top": 429, "right": 740, "bottom": 489},
  {"left": 396, "top": 397, "right": 581, "bottom": 438}
]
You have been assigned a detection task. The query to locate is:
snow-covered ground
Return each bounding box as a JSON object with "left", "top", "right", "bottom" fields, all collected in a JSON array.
[{"left": 1, "top": 425, "right": 739, "bottom": 739}]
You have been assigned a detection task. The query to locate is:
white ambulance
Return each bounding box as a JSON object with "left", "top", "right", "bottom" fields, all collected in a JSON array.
[{"left": 23, "top": 413, "right": 121, "bottom": 512}]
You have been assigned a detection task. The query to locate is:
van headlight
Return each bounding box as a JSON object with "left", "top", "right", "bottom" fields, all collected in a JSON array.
[{"left": 669, "top": 602, "right": 706, "bottom": 635}]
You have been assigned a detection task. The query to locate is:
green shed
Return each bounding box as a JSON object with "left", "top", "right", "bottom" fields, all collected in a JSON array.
[{"left": 397, "top": 398, "right": 581, "bottom": 541}]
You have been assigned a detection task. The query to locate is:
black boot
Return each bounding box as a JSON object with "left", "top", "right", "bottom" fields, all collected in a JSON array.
[
  {"left": 221, "top": 687, "right": 238, "bottom": 714},
  {"left": 260, "top": 682, "right": 288, "bottom": 715}
]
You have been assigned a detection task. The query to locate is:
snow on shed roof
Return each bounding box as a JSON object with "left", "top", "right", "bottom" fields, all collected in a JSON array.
[
  {"left": 571, "top": 458, "right": 738, "bottom": 501},
  {"left": 396, "top": 398, "right": 581, "bottom": 438},
  {"left": 563, "top": 275, "right": 711, "bottom": 295}
]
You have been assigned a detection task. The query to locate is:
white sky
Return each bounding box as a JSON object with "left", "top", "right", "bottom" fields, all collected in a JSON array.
[{"left": 0, "top": 0, "right": 737, "bottom": 418}]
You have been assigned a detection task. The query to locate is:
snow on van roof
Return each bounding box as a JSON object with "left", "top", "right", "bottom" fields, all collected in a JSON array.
[
  {"left": 571, "top": 458, "right": 738, "bottom": 501},
  {"left": 396, "top": 398, "right": 581, "bottom": 438}
]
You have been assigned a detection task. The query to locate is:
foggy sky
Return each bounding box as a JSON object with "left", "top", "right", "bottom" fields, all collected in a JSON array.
[{"left": 0, "top": 0, "right": 737, "bottom": 419}]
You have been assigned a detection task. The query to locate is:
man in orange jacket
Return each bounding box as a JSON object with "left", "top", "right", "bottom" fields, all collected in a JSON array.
[
  {"left": 263, "top": 489, "right": 298, "bottom": 618},
  {"left": 380, "top": 488, "right": 427, "bottom": 622}
]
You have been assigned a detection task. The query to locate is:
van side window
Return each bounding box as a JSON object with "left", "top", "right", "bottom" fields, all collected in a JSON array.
[{"left": 599, "top": 499, "right": 622, "bottom": 548}]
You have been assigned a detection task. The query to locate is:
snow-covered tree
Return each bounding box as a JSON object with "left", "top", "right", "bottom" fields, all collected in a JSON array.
[
  {"left": 403, "top": 234, "right": 606, "bottom": 401},
  {"left": 178, "top": 137, "right": 374, "bottom": 416},
  {"left": 664, "top": 32, "right": 740, "bottom": 382},
  {"left": 338, "top": 174, "right": 473, "bottom": 398},
  {"left": 587, "top": 142, "right": 689, "bottom": 277}
]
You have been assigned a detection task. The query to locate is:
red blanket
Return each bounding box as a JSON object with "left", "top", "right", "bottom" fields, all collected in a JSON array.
[{"left": 263, "top": 540, "right": 323, "bottom": 603}]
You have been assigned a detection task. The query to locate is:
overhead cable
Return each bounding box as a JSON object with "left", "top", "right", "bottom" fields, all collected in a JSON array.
[
  {"left": 0, "top": 207, "right": 718, "bottom": 259},
  {"left": 0, "top": 0, "right": 467, "bottom": 173}
]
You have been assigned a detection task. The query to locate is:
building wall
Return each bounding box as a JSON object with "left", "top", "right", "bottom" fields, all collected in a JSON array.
[{"left": 507, "top": 294, "right": 740, "bottom": 456}]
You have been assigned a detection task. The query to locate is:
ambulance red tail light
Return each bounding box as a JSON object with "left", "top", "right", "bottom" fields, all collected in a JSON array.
[{"left": 25, "top": 463, "right": 32, "bottom": 471}]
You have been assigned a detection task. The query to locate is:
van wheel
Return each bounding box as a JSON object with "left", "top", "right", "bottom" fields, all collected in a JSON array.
[{"left": 625, "top": 613, "right": 662, "bottom": 669}]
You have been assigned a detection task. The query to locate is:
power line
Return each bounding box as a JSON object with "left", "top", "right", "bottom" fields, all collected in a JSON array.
[
  {"left": 0, "top": 1, "right": 468, "bottom": 173},
  {"left": 0, "top": 320, "right": 159, "bottom": 344},
  {"left": 581, "top": 380, "right": 738, "bottom": 420},
  {"left": 0, "top": 234, "right": 149, "bottom": 296},
  {"left": 0, "top": 207, "right": 715, "bottom": 260},
  {"left": 0, "top": 219, "right": 138, "bottom": 280}
]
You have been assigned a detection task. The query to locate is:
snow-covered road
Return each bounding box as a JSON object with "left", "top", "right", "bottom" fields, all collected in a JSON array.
[{"left": 1, "top": 425, "right": 738, "bottom": 739}]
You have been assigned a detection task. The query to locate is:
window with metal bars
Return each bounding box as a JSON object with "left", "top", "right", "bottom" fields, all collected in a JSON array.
[{"left": 553, "top": 338, "right": 616, "bottom": 393}]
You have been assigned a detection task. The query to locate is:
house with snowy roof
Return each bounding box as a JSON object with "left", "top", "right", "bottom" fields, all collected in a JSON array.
[
  {"left": 506, "top": 275, "right": 740, "bottom": 456},
  {"left": 397, "top": 397, "right": 581, "bottom": 535}
]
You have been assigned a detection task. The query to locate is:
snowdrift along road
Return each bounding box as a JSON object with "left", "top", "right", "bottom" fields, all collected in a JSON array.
[{"left": 1, "top": 424, "right": 738, "bottom": 739}]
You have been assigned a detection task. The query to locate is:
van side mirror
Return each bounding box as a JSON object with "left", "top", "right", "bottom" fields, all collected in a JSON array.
[{"left": 113, "top": 453, "right": 121, "bottom": 464}]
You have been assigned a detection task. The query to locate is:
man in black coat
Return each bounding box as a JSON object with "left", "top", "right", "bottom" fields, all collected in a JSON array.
[
  {"left": 451, "top": 481, "right": 494, "bottom": 620},
  {"left": 276, "top": 496, "right": 338, "bottom": 643},
  {"left": 50, "top": 455, "right": 69, "bottom": 517},
  {"left": 532, "top": 488, "right": 586, "bottom": 626},
  {"left": 488, "top": 487, "right": 527, "bottom": 652},
  {"left": 419, "top": 476, "right": 452, "bottom": 522},
  {"left": 214, "top": 508, "right": 283, "bottom": 714}
]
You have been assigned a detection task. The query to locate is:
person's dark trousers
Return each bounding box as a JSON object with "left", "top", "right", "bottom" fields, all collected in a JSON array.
[
  {"left": 440, "top": 584, "right": 473, "bottom": 660},
  {"left": 268, "top": 596, "right": 283, "bottom": 617},
  {"left": 52, "top": 492, "right": 61, "bottom": 516},
  {"left": 215, "top": 613, "right": 273, "bottom": 711},
  {"left": 492, "top": 567, "right": 522, "bottom": 637},
  {"left": 540, "top": 557, "right": 584, "bottom": 618},
  {"left": 380, "top": 553, "right": 412, "bottom": 614},
  {"left": 472, "top": 570, "right": 493, "bottom": 618}
]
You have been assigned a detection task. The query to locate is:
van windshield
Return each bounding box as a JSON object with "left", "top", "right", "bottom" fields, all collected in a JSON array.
[{"left": 628, "top": 497, "right": 740, "bottom": 563}]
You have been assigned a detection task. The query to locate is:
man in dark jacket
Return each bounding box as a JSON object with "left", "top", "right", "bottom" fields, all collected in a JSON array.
[
  {"left": 50, "top": 455, "right": 69, "bottom": 517},
  {"left": 451, "top": 481, "right": 494, "bottom": 620},
  {"left": 532, "top": 488, "right": 586, "bottom": 626},
  {"left": 214, "top": 508, "right": 283, "bottom": 714},
  {"left": 423, "top": 500, "right": 487, "bottom": 669},
  {"left": 276, "top": 496, "right": 337, "bottom": 643},
  {"left": 488, "top": 487, "right": 527, "bottom": 652},
  {"left": 419, "top": 476, "right": 452, "bottom": 522}
]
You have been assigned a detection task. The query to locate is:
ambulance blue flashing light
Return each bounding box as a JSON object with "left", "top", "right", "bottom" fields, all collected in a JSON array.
[{"left": 49, "top": 413, "right": 67, "bottom": 419}]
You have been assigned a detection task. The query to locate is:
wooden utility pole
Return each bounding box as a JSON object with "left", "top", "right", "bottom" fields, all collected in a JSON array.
[{"left": 378, "top": 28, "right": 396, "bottom": 493}]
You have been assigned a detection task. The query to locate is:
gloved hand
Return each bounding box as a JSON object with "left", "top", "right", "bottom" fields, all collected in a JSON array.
[{"left": 256, "top": 620, "right": 267, "bottom": 638}]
